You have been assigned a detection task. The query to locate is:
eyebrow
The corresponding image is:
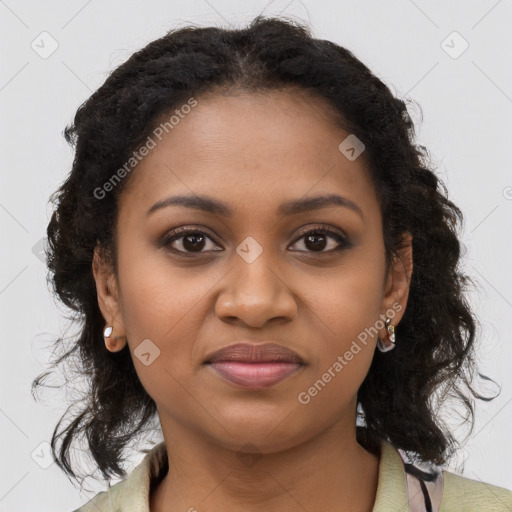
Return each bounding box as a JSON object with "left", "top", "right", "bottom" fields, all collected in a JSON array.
[{"left": 146, "top": 193, "right": 364, "bottom": 220}]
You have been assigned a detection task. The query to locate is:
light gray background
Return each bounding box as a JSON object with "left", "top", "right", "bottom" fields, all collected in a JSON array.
[{"left": 1, "top": 0, "right": 511, "bottom": 510}]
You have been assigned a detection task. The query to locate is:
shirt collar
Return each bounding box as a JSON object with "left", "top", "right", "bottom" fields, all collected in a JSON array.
[
  {"left": 372, "top": 440, "right": 410, "bottom": 511},
  {"left": 86, "top": 439, "right": 409, "bottom": 512}
]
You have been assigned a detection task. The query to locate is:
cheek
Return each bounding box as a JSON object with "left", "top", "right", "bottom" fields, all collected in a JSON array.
[
  {"left": 305, "top": 252, "right": 386, "bottom": 349},
  {"left": 296, "top": 247, "right": 385, "bottom": 403},
  {"left": 295, "top": 276, "right": 381, "bottom": 423},
  {"left": 114, "top": 238, "right": 223, "bottom": 401},
  {"left": 116, "top": 232, "right": 206, "bottom": 340}
]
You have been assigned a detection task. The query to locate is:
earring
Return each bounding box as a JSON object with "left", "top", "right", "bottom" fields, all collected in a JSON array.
[
  {"left": 386, "top": 318, "right": 395, "bottom": 343},
  {"left": 377, "top": 317, "right": 396, "bottom": 353},
  {"left": 103, "top": 325, "right": 125, "bottom": 352}
]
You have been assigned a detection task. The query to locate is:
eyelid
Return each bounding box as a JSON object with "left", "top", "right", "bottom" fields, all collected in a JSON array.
[{"left": 291, "top": 223, "right": 348, "bottom": 242}]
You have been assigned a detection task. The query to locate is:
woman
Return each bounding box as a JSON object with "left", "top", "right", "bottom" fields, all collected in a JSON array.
[{"left": 33, "top": 14, "right": 512, "bottom": 512}]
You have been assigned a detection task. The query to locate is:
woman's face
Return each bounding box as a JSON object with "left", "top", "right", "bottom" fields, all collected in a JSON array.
[{"left": 94, "top": 88, "right": 411, "bottom": 454}]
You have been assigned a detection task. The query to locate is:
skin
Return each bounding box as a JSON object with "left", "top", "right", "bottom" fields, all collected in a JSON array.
[{"left": 92, "top": 87, "right": 413, "bottom": 512}]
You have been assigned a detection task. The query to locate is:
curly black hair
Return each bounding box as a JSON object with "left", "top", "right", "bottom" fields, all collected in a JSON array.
[{"left": 32, "top": 14, "right": 495, "bottom": 488}]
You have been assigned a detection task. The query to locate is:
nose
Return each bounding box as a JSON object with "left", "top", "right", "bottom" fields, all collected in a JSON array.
[{"left": 214, "top": 248, "right": 297, "bottom": 328}]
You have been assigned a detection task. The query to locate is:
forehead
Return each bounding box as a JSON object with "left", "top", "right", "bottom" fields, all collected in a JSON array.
[{"left": 117, "top": 89, "right": 378, "bottom": 222}]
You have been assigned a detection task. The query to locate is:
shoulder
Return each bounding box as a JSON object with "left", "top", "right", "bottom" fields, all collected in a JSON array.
[
  {"left": 69, "top": 472, "right": 147, "bottom": 512},
  {"left": 440, "top": 469, "right": 512, "bottom": 511},
  {"left": 68, "top": 441, "right": 168, "bottom": 512},
  {"left": 69, "top": 478, "right": 128, "bottom": 512},
  {"left": 377, "top": 440, "right": 512, "bottom": 512}
]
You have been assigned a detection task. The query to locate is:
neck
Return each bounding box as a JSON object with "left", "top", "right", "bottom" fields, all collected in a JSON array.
[{"left": 150, "top": 415, "right": 380, "bottom": 512}]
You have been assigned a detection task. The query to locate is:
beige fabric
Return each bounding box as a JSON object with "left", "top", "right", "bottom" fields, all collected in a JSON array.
[{"left": 440, "top": 470, "right": 512, "bottom": 511}]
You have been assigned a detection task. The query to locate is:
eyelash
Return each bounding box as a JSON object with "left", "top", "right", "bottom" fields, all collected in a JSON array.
[{"left": 160, "top": 225, "right": 352, "bottom": 256}]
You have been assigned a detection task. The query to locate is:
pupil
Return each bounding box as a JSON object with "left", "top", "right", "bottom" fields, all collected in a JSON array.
[
  {"left": 184, "top": 233, "right": 205, "bottom": 251},
  {"left": 306, "top": 233, "right": 326, "bottom": 251}
]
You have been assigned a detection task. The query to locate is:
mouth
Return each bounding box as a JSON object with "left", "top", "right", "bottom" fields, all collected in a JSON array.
[{"left": 203, "top": 342, "right": 305, "bottom": 390}]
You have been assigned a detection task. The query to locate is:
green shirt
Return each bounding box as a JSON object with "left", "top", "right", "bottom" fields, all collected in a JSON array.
[{"left": 71, "top": 441, "right": 512, "bottom": 511}]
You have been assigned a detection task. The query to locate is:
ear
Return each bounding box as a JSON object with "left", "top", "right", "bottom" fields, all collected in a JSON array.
[
  {"left": 92, "top": 243, "right": 127, "bottom": 351},
  {"left": 380, "top": 232, "right": 413, "bottom": 334}
]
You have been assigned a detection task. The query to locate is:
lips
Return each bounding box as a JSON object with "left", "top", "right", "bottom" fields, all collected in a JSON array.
[
  {"left": 204, "top": 342, "right": 305, "bottom": 390},
  {"left": 204, "top": 342, "right": 304, "bottom": 364}
]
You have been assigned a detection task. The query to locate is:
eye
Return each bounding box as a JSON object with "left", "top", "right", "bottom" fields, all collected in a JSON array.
[
  {"left": 161, "top": 227, "right": 222, "bottom": 255},
  {"left": 289, "top": 225, "right": 352, "bottom": 254},
  {"left": 160, "top": 225, "right": 352, "bottom": 256}
]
